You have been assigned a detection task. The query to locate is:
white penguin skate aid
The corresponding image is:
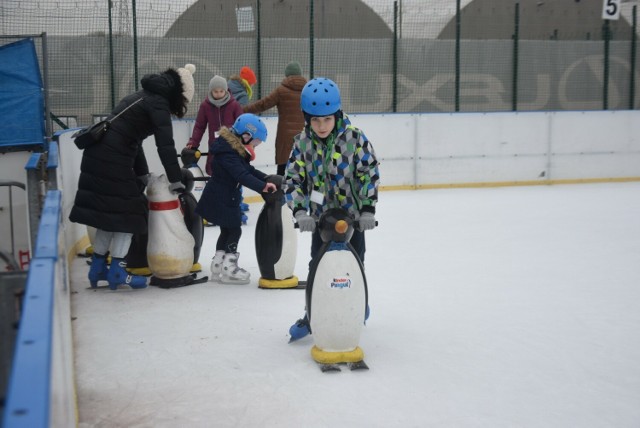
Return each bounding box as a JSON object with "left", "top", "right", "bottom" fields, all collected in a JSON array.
[
  {"left": 304, "top": 209, "right": 369, "bottom": 370},
  {"left": 146, "top": 173, "right": 195, "bottom": 285}
]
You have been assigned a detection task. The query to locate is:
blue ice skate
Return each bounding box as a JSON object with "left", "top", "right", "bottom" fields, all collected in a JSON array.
[{"left": 288, "top": 315, "right": 310, "bottom": 342}]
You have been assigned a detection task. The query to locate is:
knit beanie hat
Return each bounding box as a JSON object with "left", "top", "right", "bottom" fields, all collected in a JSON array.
[
  {"left": 285, "top": 61, "right": 302, "bottom": 77},
  {"left": 177, "top": 63, "right": 196, "bottom": 103},
  {"left": 209, "top": 75, "right": 228, "bottom": 92},
  {"left": 240, "top": 66, "right": 257, "bottom": 85}
]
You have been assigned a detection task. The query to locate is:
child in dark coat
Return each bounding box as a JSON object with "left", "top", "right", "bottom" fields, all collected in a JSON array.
[{"left": 195, "top": 113, "right": 276, "bottom": 284}]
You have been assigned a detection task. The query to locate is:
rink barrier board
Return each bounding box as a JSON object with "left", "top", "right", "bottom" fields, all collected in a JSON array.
[{"left": 3, "top": 109, "right": 638, "bottom": 427}]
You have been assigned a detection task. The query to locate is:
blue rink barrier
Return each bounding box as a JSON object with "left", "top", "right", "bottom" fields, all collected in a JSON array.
[{"left": 2, "top": 190, "right": 76, "bottom": 428}]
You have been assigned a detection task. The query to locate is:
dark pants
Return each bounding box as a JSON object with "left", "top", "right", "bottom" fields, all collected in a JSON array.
[
  {"left": 277, "top": 164, "right": 286, "bottom": 176},
  {"left": 310, "top": 228, "right": 366, "bottom": 265},
  {"left": 217, "top": 226, "right": 242, "bottom": 253}
]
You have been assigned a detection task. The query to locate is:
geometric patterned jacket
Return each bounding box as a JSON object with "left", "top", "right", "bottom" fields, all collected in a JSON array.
[{"left": 284, "top": 114, "right": 380, "bottom": 220}]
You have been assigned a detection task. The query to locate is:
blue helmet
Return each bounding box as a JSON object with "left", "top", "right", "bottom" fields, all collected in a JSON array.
[
  {"left": 232, "top": 113, "right": 268, "bottom": 142},
  {"left": 300, "top": 77, "right": 341, "bottom": 116}
]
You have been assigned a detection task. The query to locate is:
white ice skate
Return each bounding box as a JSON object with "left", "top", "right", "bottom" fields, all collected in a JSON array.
[
  {"left": 209, "top": 250, "right": 225, "bottom": 282},
  {"left": 220, "top": 252, "right": 250, "bottom": 285}
]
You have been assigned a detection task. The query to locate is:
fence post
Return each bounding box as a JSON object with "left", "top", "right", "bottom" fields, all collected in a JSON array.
[
  {"left": 630, "top": 5, "right": 637, "bottom": 110},
  {"left": 512, "top": 3, "right": 519, "bottom": 111},
  {"left": 108, "top": 0, "right": 115, "bottom": 110},
  {"left": 309, "top": 0, "right": 314, "bottom": 79},
  {"left": 256, "top": 0, "right": 262, "bottom": 99},
  {"left": 132, "top": 0, "right": 139, "bottom": 91},
  {"left": 392, "top": 1, "right": 398, "bottom": 113},
  {"left": 603, "top": 20, "right": 610, "bottom": 110},
  {"left": 455, "top": 0, "right": 461, "bottom": 112},
  {"left": 41, "top": 32, "right": 51, "bottom": 145}
]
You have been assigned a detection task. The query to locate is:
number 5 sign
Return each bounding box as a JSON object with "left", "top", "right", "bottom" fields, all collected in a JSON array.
[{"left": 602, "top": 0, "right": 621, "bottom": 20}]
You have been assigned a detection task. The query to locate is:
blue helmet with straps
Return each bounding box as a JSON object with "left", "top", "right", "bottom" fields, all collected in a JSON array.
[
  {"left": 232, "top": 113, "right": 268, "bottom": 142},
  {"left": 300, "top": 77, "right": 341, "bottom": 116}
]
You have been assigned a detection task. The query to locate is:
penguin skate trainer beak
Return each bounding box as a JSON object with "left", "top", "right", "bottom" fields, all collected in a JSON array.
[{"left": 334, "top": 220, "right": 348, "bottom": 235}]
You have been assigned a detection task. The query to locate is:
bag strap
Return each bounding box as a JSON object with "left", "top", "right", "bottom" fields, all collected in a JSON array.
[{"left": 109, "top": 97, "right": 144, "bottom": 123}]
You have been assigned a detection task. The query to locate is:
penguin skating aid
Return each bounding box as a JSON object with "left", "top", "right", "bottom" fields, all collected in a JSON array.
[
  {"left": 303, "top": 209, "right": 369, "bottom": 371},
  {"left": 146, "top": 173, "right": 208, "bottom": 288},
  {"left": 255, "top": 175, "right": 299, "bottom": 289}
]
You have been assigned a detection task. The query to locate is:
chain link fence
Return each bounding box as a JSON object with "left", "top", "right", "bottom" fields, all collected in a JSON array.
[{"left": 1, "top": 0, "right": 638, "bottom": 128}]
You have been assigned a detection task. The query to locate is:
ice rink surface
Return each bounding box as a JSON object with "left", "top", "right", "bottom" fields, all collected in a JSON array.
[{"left": 71, "top": 183, "right": 640, "bottom": 427}]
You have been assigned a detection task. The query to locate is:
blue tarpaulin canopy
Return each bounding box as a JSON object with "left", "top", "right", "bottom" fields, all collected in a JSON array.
[{"left": 0, "top": 38, "right": 45, "bottom": 150}]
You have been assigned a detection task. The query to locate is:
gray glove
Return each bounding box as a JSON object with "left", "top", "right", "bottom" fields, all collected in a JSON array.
[
  {"left": 357, "top": 212, "right": 376, "bottom": 231},
  {"left": 294, "top": 210, "right": 316, "bottom": 233},
  {"left": 168, "top": 181, "right": 185, "bottom": 194}
]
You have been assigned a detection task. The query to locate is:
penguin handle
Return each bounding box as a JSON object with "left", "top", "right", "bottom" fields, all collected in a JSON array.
[
  {"left": 354, "top": 220, "right": 379, "bottom": 228},
  {"left": 293, "top": 220, "right": 379, "bottom": 229}
]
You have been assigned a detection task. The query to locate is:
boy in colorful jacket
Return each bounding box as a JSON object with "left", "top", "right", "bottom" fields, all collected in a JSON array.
[
  {"left": 284, "top": 77, "right": 379, "bottom": 341},
  {"left": 284, "top": 77, "right": 379, "bottom": 265}
]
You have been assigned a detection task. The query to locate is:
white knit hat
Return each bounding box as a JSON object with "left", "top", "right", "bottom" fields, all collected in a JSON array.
[{"left": 177, "top": 63, "right": 196, "bottom": 103}]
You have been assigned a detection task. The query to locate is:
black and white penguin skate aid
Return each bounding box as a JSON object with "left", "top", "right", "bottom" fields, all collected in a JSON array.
[
  {"left": 299, "top": 208, "right": 369, "bottom": 371},
  {"left": 255, "top": 175, "right": 300, "bottom": 289}
]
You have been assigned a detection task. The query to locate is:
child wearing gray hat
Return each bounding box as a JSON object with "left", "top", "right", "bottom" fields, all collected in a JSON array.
[{"left": 186, "top": 75, "right": 243, "bottom": 176}]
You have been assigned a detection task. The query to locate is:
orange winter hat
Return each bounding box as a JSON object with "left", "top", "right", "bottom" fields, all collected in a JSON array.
[{"left": 240, "top": 66, "right": 257, "bottom": 85}]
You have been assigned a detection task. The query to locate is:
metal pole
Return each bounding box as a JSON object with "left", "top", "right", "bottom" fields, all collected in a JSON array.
[
  {"left": 108, "top": 0, "right": 115, "bottom": 109},
  {"left": 132, "top": 0, "right": 139, "bottom": 91},
  {"left": 512, "top": 4, "right": 519, "bottom": 111},
  {"left": 603, "top": 20, "right": 610, "bottom": 110},
  {"left": 309, "top": 0, "right": 314, "bottom": 79},
  {"left": 256, "top": 0, "right": 262, "bottom": 99},
  {"left": 630, "top": 6, "right": 637, "bottom": 110},
  {"left": 392, "top": 1, "right": 398, "bottom": 112},
  {"left": 41, "top": 32, "right": 51, "bottom": 145},
  {"left": 455, "top": 0, "right": 461, "bottom": 112}
]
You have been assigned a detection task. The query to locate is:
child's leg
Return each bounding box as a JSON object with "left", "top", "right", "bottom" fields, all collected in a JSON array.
[
  {"left": 220, "top": 227, "right": 250, "bottom": 284},
  {"left": 106, "top": 232, "right": 147, "bottom": 290},
  {"left": 88, "top": 229, "right": 112, "bottom": 287},
  {"left": 349, "top": 229, "right": 366, "bottom": 265}
]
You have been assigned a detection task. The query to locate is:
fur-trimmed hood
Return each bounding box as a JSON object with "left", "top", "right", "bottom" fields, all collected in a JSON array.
[{"left": 214, "top": 127, "right": 250, "bottom": 158}]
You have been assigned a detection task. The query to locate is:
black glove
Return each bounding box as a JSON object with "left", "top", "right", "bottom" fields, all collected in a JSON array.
[
  {"left": 169, "top": 181, "right": 186, "bottom": 194},
  {"left": 264, "top": 174, "right": 283, "bottom": 188}
]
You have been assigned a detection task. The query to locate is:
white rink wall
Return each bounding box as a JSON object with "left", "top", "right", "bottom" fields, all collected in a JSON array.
[{"left": 54, "top": 109, "right": 640, "bottom": 254}]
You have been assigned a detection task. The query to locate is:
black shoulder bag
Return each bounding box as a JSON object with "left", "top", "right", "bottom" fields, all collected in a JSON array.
[{"left": 73, "top": 97, "right": 144, "bottom": 149}]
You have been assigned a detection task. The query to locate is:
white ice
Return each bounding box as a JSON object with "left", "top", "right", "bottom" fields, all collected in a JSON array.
[{"left": 71, "top": 182, "right": 640, "bottom": 428}]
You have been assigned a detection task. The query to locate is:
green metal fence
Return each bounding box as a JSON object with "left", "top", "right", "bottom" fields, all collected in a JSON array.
[{"left": 1, "top": 0, "right": 638, "bottom": 128}]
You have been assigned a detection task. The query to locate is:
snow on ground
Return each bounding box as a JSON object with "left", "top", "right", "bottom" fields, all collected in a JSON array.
[{"left": 71, "top": 183, "right": 640, "bottom": 428}]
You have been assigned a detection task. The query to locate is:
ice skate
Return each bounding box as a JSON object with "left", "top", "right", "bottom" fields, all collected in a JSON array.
[
  {"left": 209, "top": 250, "right": 225, "bottom": 282},
  {"left": 107, "top": 258, "right": 148, "bottom": 290},
  {"left": 289, "top": 315, "right": 310, "bottom": 342},
  {"left": 88, "top": 253, "right": 109, "bottom": 288},
  {"left": 220, "top": 252, "right": 250, "bottom": 285}
]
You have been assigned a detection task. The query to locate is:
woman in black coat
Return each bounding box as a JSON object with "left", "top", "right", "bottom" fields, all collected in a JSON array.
[
  {"left": 196, "top": 113, "right": 276, "bottom": 285},
  {"left": 70, "top": 64, "right": 196, "bottom": 290}
]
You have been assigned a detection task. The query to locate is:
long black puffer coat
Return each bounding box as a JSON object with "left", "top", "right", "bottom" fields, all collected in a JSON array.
[
  {"left": 196, "top": 128, "right": 268, "bottom": 228},
  {"left": 69, "top": 71, "right": 183, "bottom": 234}
]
